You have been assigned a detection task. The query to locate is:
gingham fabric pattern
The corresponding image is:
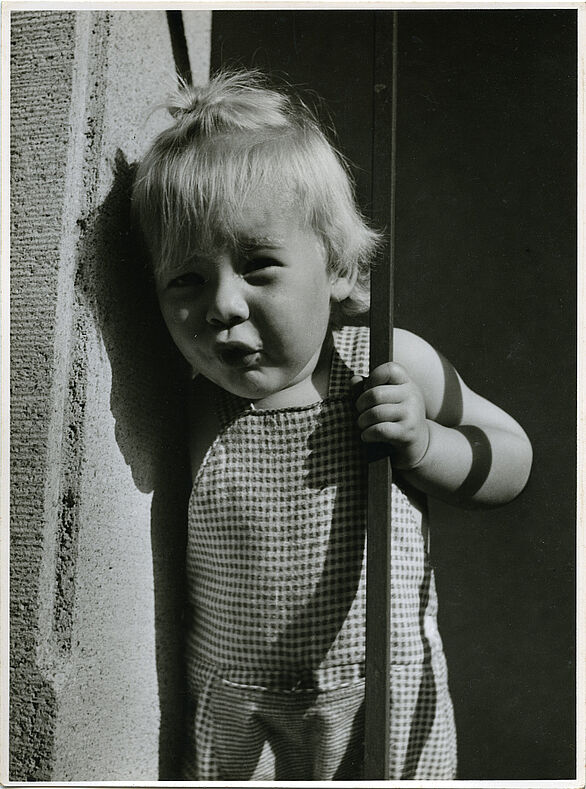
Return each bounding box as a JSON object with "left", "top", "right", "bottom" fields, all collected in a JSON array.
[{"left": 183, "top": 325, "right": 457, "bottom": 780}]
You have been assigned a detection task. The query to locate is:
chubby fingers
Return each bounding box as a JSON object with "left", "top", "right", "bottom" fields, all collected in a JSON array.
[
  {"left": 352, "top": 362, "right": 427, "bottom": 451},
  {"left": 368, "top": 361, "right": 411, "bottom": 387},
  {"left": 356, "top": 403, "right": 411, "bottom": 444},
  {"left": 354, "top": 362, "right": 412, "bottom": 413}
]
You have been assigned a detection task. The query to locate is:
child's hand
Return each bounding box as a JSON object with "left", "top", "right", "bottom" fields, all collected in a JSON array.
[
  {"left": 348, "top": 330, "right": 532, "bottom": 506},
  {"left": 351, "top": 363, "right": 430, "bottom": 469}
]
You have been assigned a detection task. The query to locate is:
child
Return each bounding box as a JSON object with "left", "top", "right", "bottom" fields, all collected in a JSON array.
[{"left": 132, "top": 70, "right": 532, "bottom": 780}]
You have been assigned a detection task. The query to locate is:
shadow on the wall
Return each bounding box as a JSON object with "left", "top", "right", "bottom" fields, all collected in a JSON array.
[{"left": 76, "top": 149, "right": 191, "bottom": 779}]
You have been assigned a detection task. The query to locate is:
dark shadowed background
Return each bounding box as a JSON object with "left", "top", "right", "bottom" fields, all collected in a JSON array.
[{"left": 210, "top": 9, "right": 577, "bottom": 780}]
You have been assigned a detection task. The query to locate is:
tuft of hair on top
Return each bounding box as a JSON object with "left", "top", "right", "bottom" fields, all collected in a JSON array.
[{"left": 132, "top": 68, "right": 382, "bottom": 325}]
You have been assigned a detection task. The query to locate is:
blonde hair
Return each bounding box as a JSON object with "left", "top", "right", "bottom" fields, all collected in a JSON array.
[{"left": 132, "top": 69, "right": 381, "bottom": 323}]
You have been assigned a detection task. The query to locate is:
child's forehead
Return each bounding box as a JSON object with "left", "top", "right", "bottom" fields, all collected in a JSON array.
[
  {"left": 200, "top": 193, "right": 308, "bottom": 248},
  {"left": 172, "top": 202, "right": 320, "bottom": 271},
  {"left": 239, "top": 185, "right": 299, "bottom": 221},
  {"left": 233, "top": 198, "right": 296, "bottom": 237}
]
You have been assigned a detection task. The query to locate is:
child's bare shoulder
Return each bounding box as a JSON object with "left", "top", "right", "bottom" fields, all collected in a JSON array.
[{"left": 394, "top": 328, "right": 444, "bottom": 376}]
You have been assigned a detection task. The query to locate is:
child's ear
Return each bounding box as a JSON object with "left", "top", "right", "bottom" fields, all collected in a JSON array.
[{"left": 330, "top": 269, "right": 357, "bottom": 302}]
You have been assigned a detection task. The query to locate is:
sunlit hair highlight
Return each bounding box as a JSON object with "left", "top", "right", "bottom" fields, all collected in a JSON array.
[{"left": 132, "top": 70, "right": 381, "bottom": 323}]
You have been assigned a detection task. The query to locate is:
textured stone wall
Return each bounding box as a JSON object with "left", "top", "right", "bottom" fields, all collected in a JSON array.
[
  {"left": 10, "top": 10, "right": 210, "bottom": 780},
  {"left": 10, "top": 11, "right": 77, "bottom": 779}
]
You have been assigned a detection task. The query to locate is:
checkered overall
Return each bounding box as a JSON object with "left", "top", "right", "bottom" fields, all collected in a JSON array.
[{"left": 183, "top": 325, "right": 457, "bottom": 779}]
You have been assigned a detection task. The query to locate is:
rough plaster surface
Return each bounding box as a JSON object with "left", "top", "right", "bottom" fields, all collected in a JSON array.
[
  {"left": 10, "top": 12, "right": 78, "bottom": 779},
  {"left": 10, "top": 10, "right": 211, "bottom": 780}
]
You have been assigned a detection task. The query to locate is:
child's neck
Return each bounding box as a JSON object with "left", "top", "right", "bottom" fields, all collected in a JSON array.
[{"left": 252, "top": 332, "right": 334, "bottom": 410}]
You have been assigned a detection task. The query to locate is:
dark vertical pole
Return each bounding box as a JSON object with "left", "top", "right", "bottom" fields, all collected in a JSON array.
[
  {"left": 364, "top": 10, "right": 398, "bottom": 780},
  {"left": 166, "top": 11, "right": 193, "bottom": 85}
]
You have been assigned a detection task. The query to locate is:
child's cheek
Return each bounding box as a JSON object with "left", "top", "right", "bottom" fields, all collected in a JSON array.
[
  {"left": 157, "top": 298, "right": 197, "bottom": 358},
  {"left": 159, "top": 296, "right": 192, "bottom": 327},
  {"left": 175, "top": 307, "right": 190, "bottom": 323}
]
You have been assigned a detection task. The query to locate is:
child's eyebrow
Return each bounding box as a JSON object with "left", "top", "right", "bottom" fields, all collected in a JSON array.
[{"left": 238, "top": 235, "right": 284, "bottom": 251}]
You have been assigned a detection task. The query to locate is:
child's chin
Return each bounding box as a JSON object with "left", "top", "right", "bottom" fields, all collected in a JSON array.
[{"left": 219, "top": 370, "right": 277, "bottom": 401}]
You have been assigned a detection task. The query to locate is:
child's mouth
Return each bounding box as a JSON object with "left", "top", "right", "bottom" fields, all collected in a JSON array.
[{"left": 218, "top": 344, "right": 262, "bottom": 368}]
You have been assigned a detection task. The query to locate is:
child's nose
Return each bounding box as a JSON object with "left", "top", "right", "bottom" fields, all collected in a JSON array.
[{"left": 206, "top": 272, "right": 249, "bottom": 328}]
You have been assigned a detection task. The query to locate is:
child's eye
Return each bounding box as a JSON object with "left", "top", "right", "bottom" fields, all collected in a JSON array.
[
  {"left": 168, "top": 272, "right": 205, "bottom": 288},
  {"left": 243, "top": 257, "right": 279, "bottom": 277}
]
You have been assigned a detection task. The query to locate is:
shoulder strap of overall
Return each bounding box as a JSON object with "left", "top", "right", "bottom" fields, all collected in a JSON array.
[{"left": 329, "top": 325, "right": 371, "bottom": 397}]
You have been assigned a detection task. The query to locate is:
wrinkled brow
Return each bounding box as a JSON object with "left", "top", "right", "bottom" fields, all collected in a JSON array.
[
  {"left": 177, "top": 234, "right": 285, "bottom": 265},
  {"left": 238, "top": 235, "right": 285, "bottom": 251}
]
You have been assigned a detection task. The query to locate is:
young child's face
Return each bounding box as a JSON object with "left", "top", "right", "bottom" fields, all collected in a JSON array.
[{"left": 156, "top": 199, "right": 351, "bottom": 401}]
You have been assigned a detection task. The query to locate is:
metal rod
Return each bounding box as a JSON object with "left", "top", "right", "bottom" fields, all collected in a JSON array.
[{"left": 364, "top": 10, "right": 398, "bottom": 779}]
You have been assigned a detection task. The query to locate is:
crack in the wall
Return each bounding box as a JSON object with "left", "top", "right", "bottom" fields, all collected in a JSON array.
[
  {"left": 46, "top": 10, "right": 110, "bottom": 658},
  {"left": 32, "top": 8, "right": 111, "bottom": 673},
  {"left": 52, "top": 306, "right": 88, "bottom": 653}
]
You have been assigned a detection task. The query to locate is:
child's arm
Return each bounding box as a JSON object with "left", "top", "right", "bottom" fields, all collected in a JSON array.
[{"left": 353, "top": 328, "right": 533, "bottom": 508}]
